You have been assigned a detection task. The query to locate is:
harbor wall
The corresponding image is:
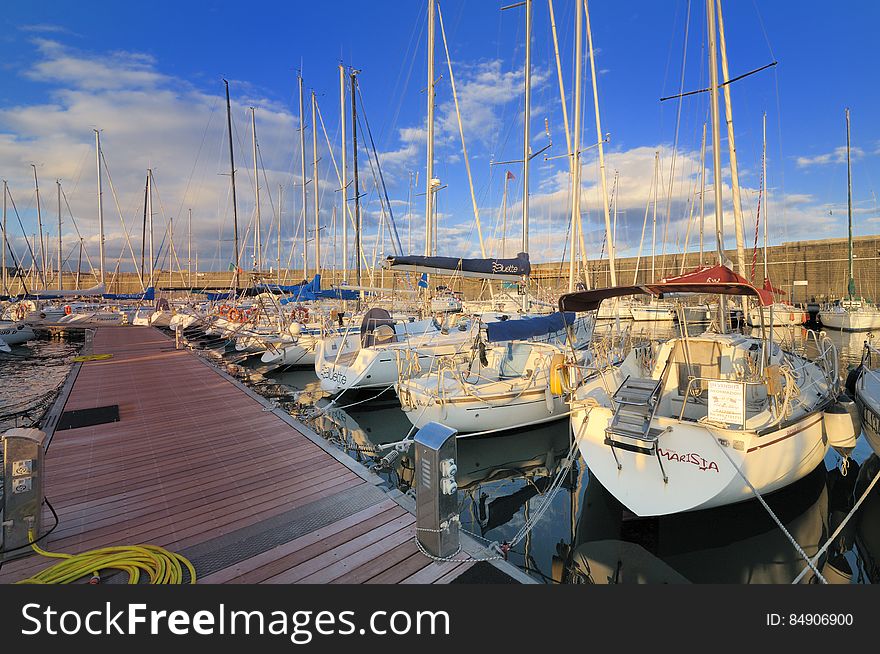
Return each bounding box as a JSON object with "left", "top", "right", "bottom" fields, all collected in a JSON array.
[{"left": 4, "top": 235, "right": 880, "bottom": 303}]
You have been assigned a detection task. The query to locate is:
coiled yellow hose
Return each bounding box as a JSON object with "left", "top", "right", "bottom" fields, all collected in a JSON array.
[{"left": 16, "top": 531, "right": 196, "bottom": 585}]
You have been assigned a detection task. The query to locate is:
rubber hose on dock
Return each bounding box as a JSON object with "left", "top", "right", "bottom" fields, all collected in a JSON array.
[{"left": 16, "top": 531, "right": 196, "bottom": 585}]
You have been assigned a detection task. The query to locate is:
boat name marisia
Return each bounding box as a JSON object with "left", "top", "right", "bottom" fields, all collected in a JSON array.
[{"left": 656, "top": 448, "right": 720, "bottom": 472}]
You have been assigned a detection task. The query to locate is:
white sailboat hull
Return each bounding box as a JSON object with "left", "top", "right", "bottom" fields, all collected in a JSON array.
[
  {"left": 398, "top": 382, "right": 567, "bottom": 435},
  {"left": 571, "top": 405, "right": 828, "bottom": 516},
  {"left": 747, "top": 304, "right": 806, "bottom": 327},
  {"left": 629, "top": 305, "right": 676, "bottom": 322},
  {"left": 819, "top": 309, "right": 880, "bottom": 331}
]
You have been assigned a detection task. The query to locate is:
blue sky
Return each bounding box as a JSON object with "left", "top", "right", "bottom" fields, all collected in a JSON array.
[{"left": 1, "top": 0, "right": 879, "bottom": 280}]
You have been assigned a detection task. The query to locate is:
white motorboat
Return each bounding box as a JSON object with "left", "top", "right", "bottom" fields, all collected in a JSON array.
[
  {"left": 559, "top": 265, "right": 846, "bottom": 517},
  {"left": 0, "top": 321, "right": 36, "bottom": 346}
]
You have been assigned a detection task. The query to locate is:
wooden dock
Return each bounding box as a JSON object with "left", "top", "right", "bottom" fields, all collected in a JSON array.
[{"left": 0, "top": 326, "right": 527, "bottom": 584}]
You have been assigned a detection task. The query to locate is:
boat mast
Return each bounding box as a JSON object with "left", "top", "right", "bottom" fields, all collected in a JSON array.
[
  {"left": 715, "top": 0, "right": 747, "bottom": 281},
  {"left": 651, "top": 153, "right": 658, "bottom": 280},
  {"left": 585, "top": 0, "right": 616, "bottom": 286},
  {"left": 706, "top": 0, "right": 727, "bottom": 332},
  {"left": 339, "top": 64, "right": 348, "bottom": 280},
  {"left": 762, "top": 111, "right": 768, "bottom": 283},
  {"left": 699, "top": 121, "right": 706, "bottom": 264},
  {"left": 846, "top": 107, "right": 855, "bottom": 299},
  {"left": 57, "top": 178, "right": 62, "bottom": 290},
  {"left": 312, "top": 90, "right": 321, "bottom": 275},
  {"left": 94, "top": 130, "right": 105, "bottom": 286},
  {"left": 2, "top": 180, "right": 6, "bottom": 294},
  {"left": 169, "top": 216, "right": 174, "bottom": 286},
  {"left": 425, "top": 0, "right": 436, "bottom": 268},
  {"left": 350, "top": 69, "right": 362, "bottom": 305},
  {"left": 521, "top": 0, "right": 532, "bottom": 312},
  {"left": 251, "top": 107, "right": 261, "bottom": 272},
  {"left": 568, "top": 0, "right": 583, "bottom": 293},
  {"left": 501, "top": 171, "right": 510, "bottom": 258},
  {"left": 277, "top": 185, "right": 283, "bottom": 286},
  {"left": 76, "top": 239, "right": 82, "bottom": 290},
  {"left": 188, "top": 208, "right": 192, "bottom": 288},
  {"left": 32, "top": 165, "right": 47, "bottom": 287},
  {"left": 299, "top": 73, "right": 308, "bottom": 281},
  {"left": 223, "top": 80, "right": 240, "bottom": 291},
  {"left": 147, "top": 169, "right": 154, "bottom": 287}
]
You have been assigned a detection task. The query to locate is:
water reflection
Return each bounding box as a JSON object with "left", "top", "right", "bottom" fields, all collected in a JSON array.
[
  {"left": 562, "top": 464, "right": 862, "bottom": 584},
  {"left": 243, "top": 320, "right": 880, "bottom": 584}
]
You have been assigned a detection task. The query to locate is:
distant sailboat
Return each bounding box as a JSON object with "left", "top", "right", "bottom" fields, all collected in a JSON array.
[
  {"left": 818, "top": 109, "right": 880, "bottom": 331},
  {"left": 747, "top": 112, "right": 806, "bottom": 327}
]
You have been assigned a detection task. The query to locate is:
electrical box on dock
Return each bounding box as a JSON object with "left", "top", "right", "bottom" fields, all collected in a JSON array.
[
  {"left": 414, "top": 422, "right": 459, "bottom": 559},
  {"left": 1, "top": 428, "right": 46, "bottom": 560}
]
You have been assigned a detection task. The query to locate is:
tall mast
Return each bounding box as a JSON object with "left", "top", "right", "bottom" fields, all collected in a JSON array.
[
  {"left": 223, "top": 80, "right": 240, "bottom": 290},
  {"left": 141, "top": 173, "right": 147, "bottom": 279},
  {"left": 76, "top": 239, "right": 82, "bottom": 290},
  {"left": 425, "top": 0, "right": 436, "bottom": 261},
  {"left": 521, "top": 0, "right": 532, "bottom": 312},
  {"left": 651, "top": 152, "right": 658, "bottom": 280},
  {"left": 568, "top": 0, "right": 583, "bottom": 293},
  {"left": 298, "top": 73, "right": 308, "bottom": 280},
  {"left": 56, "top": 179, "right": 62, "bottom": 290},
  {"left": 762, "top": 111, "right": 768, "bottom": 282},
  {"left": 169, "top": 216, "right": 174, "bottom": 286},
  {"left": 846, "top": 107, "right": 855, "bottom": 299},
  {"left": 94, "top": 130, "right": 105, "bottom": 286},
  {"left": 32, "top": 165, "right": 46, "bottom": 287},
  {"left": 350, "top": 70, "right": 362, "bottom": 304},
  {"left": 312, "top": 90, "right": 321, "bottom": 275},
  {"left": 585, "top": 0, "right": 616, "bottom": 286},
  {"left": 707, "top": 0, "right": 727, "bottom": 332},
  {"left": 188, "top": 208, "right": 192, "bottom": 288},
  {"left": 277, "top": 185, "right": 283, "bottom": 286},
  {"left": 339, "top": 64, "right": 348, "bottom": 279},
  {"left": 699, "top": 121, "right": 707, "bottom": 264},
  {"left": 501, "top": 171, "right": 510, "bottom": 258},
  {"left": 715, "top": 0, "right": 746, "bottom": 279},
  {"left": 251, "top": 107, "right": 261, "bottom": 272},
  {"left": 147, "top": 169, "right": 154, "bottom": 287},
  {"left": 2, "top": 180, "right": 6, "bottom": 294}
]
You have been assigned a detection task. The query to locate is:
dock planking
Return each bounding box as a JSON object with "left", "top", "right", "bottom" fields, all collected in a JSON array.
[{"left": 0, "top": 326, "right": 482, "bottom": 584}]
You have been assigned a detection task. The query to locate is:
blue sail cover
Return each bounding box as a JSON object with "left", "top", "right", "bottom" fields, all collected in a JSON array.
[
  {"left": 203, "top": 291, "right": 236, "bottom": 301},
  {"left": 259, "top": 274, "right": 321, "bottom": 295},
  {"left": 317, "top": 288, "right": 361, "bottom": 300},
  {"left": 384, "top": 252, "right": 530, "bottom": 280},
  {"left": 485, "top": 311, "right": 576, "bottom": 343},
  {"left": 103, "top": 287, "right": 155, "bottom": 301}
]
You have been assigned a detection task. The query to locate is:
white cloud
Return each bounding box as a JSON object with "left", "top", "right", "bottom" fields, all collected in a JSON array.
[{"left": 796, "top": 145, "right": 864, "bottom": 168}]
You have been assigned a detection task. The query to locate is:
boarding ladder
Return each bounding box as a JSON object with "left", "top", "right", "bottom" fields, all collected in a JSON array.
[{"left": 605, "top": 375, "right": 664, "bottom": 455}]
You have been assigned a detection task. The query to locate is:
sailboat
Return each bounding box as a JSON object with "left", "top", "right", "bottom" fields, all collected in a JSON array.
[
  {"left": 560, "top": 0, "right": 844, "bottom": 517},
  {"left": 746, "top": 113, "right": 806, "bottom": 327},
  {"left": 818, "top": 109, "right": 880, "bottom": 331}
]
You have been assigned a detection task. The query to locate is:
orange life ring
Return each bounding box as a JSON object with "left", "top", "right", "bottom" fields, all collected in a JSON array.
[
  {"left": 64, "top": 305, "right": 72, "bottom": 315},
  {"left": 218, "top": 304, "right": 231, "bottom": 316},
  {"left": 228, "top": 308, "right": 242, "bottom": 322}
]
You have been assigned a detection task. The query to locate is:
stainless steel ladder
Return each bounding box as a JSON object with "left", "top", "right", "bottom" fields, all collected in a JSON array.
[{"left": 605, "top": 375, "right": 664, "bottom": 455}]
